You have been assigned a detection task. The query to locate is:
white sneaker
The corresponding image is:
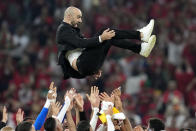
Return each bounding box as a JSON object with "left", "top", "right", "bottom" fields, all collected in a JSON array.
[
  {"left": 138, "top": 19, "right": 154, "bottom": 42},
  {"left": 140, "top": 35, "right": 156, "bottom": 57}
]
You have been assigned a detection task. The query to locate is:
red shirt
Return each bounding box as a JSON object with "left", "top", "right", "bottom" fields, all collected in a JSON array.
[
  {"left": 187, "top": 87, "right": 196, "bottom": 111},
  {"left": 175, "top": 71, "right": 194, "bottom": 93},
  {"left": 183, "top": 44, "right": 196, "bottom": 68}
]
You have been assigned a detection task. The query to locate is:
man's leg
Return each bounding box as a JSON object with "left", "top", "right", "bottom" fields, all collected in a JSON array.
[
  {"left": 74, "top": 36, "right": 156, "bottom": 76},
  {"left": 110, "top": 35, "right": 156, "bottom": 57},
  {"left": 110, "top": 39, "right": 141, "bottom": 54},
  {"left": 76, "top": 41, "right": 112, "bottom": 76},
  {"left": 111, "top": 29, "right": 141, "bottom": 40},
  {"left": 101, "top": 19, "right": 154, "bottom": 42},
  {"left": 108, "top": 19, "right": 155, "bottom": 57},
  {"left": 74, "top": 20, "right": 155, "bottom": 75}
]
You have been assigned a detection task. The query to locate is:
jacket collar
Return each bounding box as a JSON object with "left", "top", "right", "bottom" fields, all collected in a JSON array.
[{"left": 62, "top": 21, "right": 80, "bottom": 31}]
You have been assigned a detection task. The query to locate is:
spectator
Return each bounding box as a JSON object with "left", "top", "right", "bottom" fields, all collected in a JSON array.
[{"left": 0, "top": 0, "right": 195, "bottom": 130}]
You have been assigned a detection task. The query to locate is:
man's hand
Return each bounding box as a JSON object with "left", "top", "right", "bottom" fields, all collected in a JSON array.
[
  {"left": 63, "top": 88, "right": 76, "bottom": 112},
  {"left": 111, "top": 87, "right": 123, "bottom": 111},
  {"left": 99, "top": 92, "right": 114, "bottom": 103},
  {"left": 64, "top": 88, "right": 76, "bottom": 102},
  {"left": 51, "top": 101, "right": 62, "bottom": 116},
  {"left": 74, "top": 94, "right": 84, "bottom": 112},
  {"left": 100, "top": 28, "right": 115, "bottom": 42},
  {"left": 104, "top": 105, "right": 113, "bottom": 116},
  {"left": 86, "top": 86, "right": 100, "bottom": 108},
  {"left": 92, "top": 70, "right": 102, "bottom": 80},
  {"left": 16, "top": 108, "right": 24, "bottom": 125},
  {"left": 47, "top": 82, "right": 57, "bottom": 100},
  {"left": 111, "top": 87, "right": 121, "bottom": 97},
  {"left": 2, "top": 106, "right": 8, "bottom": 123},
  {"left": 114, "top": 95, "right": 123, "bottom": 112}
]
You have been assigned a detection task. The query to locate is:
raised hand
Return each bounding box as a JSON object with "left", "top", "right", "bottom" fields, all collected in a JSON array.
[
  {"left": 74, "top": 94, "right": 84, "bottom": 112},
  {"left": 16, "top": 108, "right": 24, "bottom": 125},
  {"left": 2, "top": 106, "right": 8, "bottom": 123},
  {"left": 86, "top": 86, "right": 100, "bottom": 108},
  {"left": 64, "top": 88, "right": 76, "bottom": 102},
  {"left": 114, "top": 95, "right": 123, "bottom": 112},
  {"left": 99, "top": 92, "right": 114, "bottom": 103},
  {"left": 50, "top": 101, "right": 62, "bottom": 116},
  {"left": 100, "top": 28, "right": 115, "bottom": 42},
  {"left": 47, "top": 82, "right": 57, "bottom": 100},
  {"left": 111, "top": 87, "right": 121, "bottom": 97}
]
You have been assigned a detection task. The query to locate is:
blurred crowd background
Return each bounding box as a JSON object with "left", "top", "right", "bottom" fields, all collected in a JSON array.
[{"left": 0, "top": 0, "right": 196, "bottom": 130}]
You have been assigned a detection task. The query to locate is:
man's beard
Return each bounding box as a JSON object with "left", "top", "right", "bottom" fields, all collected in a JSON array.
[{"left": 71, "top": 21, "right": 78, "bottom": 27}]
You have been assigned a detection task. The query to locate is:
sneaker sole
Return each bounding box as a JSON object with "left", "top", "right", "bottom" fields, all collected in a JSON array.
[{"left": 144, "top": 35, "right": 156, "bottom": 57}]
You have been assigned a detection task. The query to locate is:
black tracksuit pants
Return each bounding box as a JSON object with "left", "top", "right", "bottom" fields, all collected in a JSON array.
[{"left": 76, "top": 29, "right": 141, "bottom": 76}]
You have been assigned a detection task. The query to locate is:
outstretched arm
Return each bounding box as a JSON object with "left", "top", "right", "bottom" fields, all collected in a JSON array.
[
  {"left": 34, "top": 82, "right": 57, "bottom": 130},
  {"left": 86, "top": 86, "right": 100, "bottom": 131},
  {"left": 105, "top": 106, "right": 115, "bottom": 131},
  {"left": 57, "top": 88, "right": 76, "bottom": 123},
  {"left": 74, "top": 93, "right": 84, "bottom": 126},
  {"left": 16, "top": 108, "right": 24, "bottom": 125},
  {"left": 66, "top": 101, "right": 76, "bottom": 131},
  {"left": 112, "top": 88, "right": 133, "bottom": 131},
  {"left": 58, "top": 27, "right": 115, "bottom": 48}
]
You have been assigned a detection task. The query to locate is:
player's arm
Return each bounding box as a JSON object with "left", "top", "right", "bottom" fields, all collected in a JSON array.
[
  {"left": 105, "top": 106, "right": 115, "bottom": 131},
  {"left": 86, "top": 86, "right": 100, "bottom": 131},
  {"left": 34, "top": 82, "right": 57, "bottom": 130},
  {"left": 112, "top": 88, "right": 134, "bottom": 131},
  {"left": 58, "top": 27, "right": 115, "bottom": 48},
  {"left": 57, "top": 88, "right": 76, "bottom": 123},
  {"left": 74, "top": 93, "right": 85, "bottom": 126},
  {"left": 66, "top": 100, "right": 76, "bottom": 131}
]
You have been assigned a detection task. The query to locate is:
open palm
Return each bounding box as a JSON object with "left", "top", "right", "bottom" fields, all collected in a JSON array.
[{"left": 86, "top": 86, "right": 100, "bottom": 108}]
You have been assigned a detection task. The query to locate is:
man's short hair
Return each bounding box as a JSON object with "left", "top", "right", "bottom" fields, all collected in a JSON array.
[
  {"left": 1, "top": 126, "right": 14, "bottom": 131},
  {"left": 148, "top": 118, "right": 165, "bottom": 131},
  {"left": 23, "top": 117, "right": 35, "bottom": 124},
  {"left": 23, "top": 117, "right": 33, "bottom": 122},
  {"left": 15, "top": 121, "right": 33, "bottom": 131},
  {"left": 77, "top": 120, "right": 90, "bottom": 131},
  {"left": 44, "top": 117, "right": 56, "bottom": 131}
]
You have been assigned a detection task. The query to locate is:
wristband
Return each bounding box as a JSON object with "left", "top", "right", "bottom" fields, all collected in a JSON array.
[{"left": 52, "top": 115, "right": 57, "bottom": 119}]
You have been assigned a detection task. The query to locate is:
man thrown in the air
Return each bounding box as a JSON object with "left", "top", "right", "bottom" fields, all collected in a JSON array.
[{"left": 56, "top": 6, "right": 156, "bottom": 79}]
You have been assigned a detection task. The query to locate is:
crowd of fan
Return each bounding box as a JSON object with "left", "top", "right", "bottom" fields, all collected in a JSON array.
[
  {"left": 0, "top": 0, "right": 196, "bottom": 130},
  {"left": 1, "top": 82, "right": 166, "bottom": 131}
]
